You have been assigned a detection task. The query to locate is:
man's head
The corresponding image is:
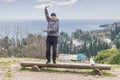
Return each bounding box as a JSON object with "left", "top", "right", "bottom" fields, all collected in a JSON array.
[{"left": 51, "top": 13, "right": 57, "bottom": 21}]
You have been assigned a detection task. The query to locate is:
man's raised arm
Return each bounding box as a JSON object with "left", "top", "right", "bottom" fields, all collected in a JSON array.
[{"left": 45, "top": 6, "right": 51, "bottom": 22}]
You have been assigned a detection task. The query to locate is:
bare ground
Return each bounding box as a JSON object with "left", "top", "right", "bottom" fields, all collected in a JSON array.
[{"left": 0, "top": 63, "right": 120, "bottom": 80}]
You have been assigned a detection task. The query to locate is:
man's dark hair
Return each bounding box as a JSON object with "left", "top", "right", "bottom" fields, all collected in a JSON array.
[{"left": 51, "top": 13, "right": 56, "bottom": 17}]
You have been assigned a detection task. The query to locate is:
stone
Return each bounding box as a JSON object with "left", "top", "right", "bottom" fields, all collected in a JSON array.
[
  {"left": 92, "top": 68, "right": 102, "bottom": 75},
  {"left": 32, "top": 65, "right": 41, "bottom": 72}
]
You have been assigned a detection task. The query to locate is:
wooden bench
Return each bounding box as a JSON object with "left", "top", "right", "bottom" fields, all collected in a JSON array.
[{"left": 20, "top": 61, "right": 111, "bottom": 75}]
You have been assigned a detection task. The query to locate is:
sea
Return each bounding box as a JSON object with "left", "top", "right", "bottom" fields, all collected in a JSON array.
[{"left": 0, "top": 19, "right": 120, "bottom": 38}]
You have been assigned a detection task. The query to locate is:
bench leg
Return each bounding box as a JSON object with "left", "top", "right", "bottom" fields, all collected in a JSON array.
[
  {"left": 32, "top": 65, "right": 41, "bottom": 72},
  {"left": 92, "top": 68, "right": 102, "bottom": 75}
]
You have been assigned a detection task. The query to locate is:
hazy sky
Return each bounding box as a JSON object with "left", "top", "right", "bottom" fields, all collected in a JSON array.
[{"left": 0, "top": 0, "right": 120, "bottom": 20}]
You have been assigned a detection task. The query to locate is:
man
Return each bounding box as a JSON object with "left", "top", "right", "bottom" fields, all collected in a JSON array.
[{"left": 43, "top": 6, "right": 59, "bottom": 64}]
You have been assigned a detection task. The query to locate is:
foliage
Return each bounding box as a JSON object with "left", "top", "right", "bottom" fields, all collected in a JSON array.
[
  {"left": 59, "top": 29, "right": 111, "bottom": 58},
  {"left": 0, "top": 33, "right": 46, "bottom": 59},
  {"left": 114, "top": 39, "right": 120, "bottom": 49},
  {"left": 58, "top": 32, "right": 71, "bottom": 54},
  {"left": 95, "top": 48, "right": 119, "bottom": 64},
  {"left": 110, "top": 25, "right": 120, "bottom": 40},
  {"left": 110, "top": 53, "right": 120, "bottom": 64}
]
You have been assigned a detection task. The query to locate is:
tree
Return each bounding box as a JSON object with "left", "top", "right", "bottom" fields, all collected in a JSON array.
[{"left": 114, "top": 39, "right": 120, "bottom": 49}]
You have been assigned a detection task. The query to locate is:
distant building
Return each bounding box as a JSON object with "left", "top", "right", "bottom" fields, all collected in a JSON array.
[
  {"left": 58, "top": 53, "right": 86, "bottom": 61},
  {"left": 73, "top": 40, "right": 82, "bottom": 47},
  {"left": 112, "top": 44, "right": 117, "bottom": 49},
  {"left": 103, "top": 38, "right": 111, "bottom": 44},
  {"left": 77, "top": 54, "right": 86, "bottom": 61},
  {"left": 68, "top": 39, "right": 83, "bottom": 47},
  {"left": 58, "top": 54, "right": 71, "bottom": 61}
]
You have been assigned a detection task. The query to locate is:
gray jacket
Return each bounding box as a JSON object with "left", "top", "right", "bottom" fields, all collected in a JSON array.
[{"left": 45, "top": 8, "right": 59, "bottom": 36}]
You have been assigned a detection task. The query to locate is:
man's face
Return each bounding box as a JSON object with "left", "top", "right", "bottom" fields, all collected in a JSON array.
[{"left": 51, "top": 16, "right": 57, "bottom": 21}]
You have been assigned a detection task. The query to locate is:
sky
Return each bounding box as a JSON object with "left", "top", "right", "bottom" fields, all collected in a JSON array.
[{"left": 0, "top": 0, "right": 120, "bottom": 20}]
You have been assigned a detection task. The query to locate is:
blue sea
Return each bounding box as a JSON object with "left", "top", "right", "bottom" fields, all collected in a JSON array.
[{"left": 0, "top": 19, "right": 120, "bottom": 38}]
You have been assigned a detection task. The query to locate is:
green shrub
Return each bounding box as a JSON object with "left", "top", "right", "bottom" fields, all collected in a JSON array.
[
  {"left": 110, "top": 53, "right": 120, "bottom": 64},
  {"left": 95, "top": 48, "right": 118, "bottom": 64}
]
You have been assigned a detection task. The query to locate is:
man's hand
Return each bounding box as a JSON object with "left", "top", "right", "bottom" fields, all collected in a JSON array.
[
  {"left": 45, "top": 6, "right": 50, "bottom": 9},
  {"left": 43, "top": 30, "right": 48, "bottom": 32}
]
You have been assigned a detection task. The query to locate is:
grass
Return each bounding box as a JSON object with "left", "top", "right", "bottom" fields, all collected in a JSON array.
[
  {"left": 42, "top": 68, "right": 116, "bottom": 76},
  {"left": 42, "top": 68, "right": 92, "bottom": 75},
  {"left": 102, "top": 71, "right": 116, "bottom": 77},
  {"left": 0, "top": 62, "right": 11, "bottom": 70},
  {"left": 0, "top": 62, "right": 10, "bottom": 66},
  {"left": 111, "top": 65, "right": 120, "bottom": 69},
  {"left": 19, "top": 67, "right": 31, "bottom": 71},
  {"left": 19, "top": 67, "right": 115, "bottom": 76},
  {"left": 4, "top": 71, "right": 12, "bottom": 78}
]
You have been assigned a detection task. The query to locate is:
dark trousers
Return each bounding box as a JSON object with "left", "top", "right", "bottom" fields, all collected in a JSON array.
[{"left": 46, "top": 36, "right": 58, "bottom": 61}]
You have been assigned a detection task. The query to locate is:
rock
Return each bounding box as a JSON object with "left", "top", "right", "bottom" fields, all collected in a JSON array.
[
  {"left": 32, "top": 65, "right": 41, "bottom": 72},
  {"left": 92, "top": 68, "right": 102, "bottom": 75},
  {"left": 0, "top": 71, "right": 4, "bottom": 76}
]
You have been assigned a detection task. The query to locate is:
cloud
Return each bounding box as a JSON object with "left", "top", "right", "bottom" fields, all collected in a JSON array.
[
  {"left": 57, "top": 0, "right": 78, "bottom": 6},
  {"left": 33, "top": 3, "right": 53, "bottom": 9},
  {"left": 34, "top": 0, "right": 78, "bottom": 9},
  {"left": 0, "top": 0, "right": 15, "bottom": 2},
  {"left": 37, "top": 0, "right": 52, "bottom": 2}
]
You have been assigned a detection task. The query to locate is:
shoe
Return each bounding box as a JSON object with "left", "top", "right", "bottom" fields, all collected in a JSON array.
[
  {"left": 46, "top": 61, "right": 51, "bottom": 64},
  {"left": 53, "top": 61, "right": 56, "bottom": 64}
]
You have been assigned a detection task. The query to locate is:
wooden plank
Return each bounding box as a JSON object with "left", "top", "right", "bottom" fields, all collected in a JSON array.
[{"left": 20, "top": 61, "right": 111, "bottom": 70}]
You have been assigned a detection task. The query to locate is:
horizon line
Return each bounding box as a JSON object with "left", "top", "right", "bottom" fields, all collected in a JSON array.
[{"left": 0, "top": 18, "right": 120, "bottom": 21}]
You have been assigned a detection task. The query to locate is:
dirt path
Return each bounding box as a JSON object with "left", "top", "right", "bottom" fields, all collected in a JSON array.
[{"left": 12, "top": 69, "right": 120, "bottom": 80}]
